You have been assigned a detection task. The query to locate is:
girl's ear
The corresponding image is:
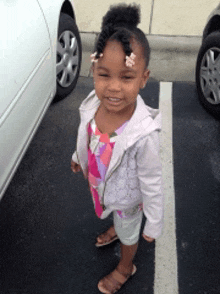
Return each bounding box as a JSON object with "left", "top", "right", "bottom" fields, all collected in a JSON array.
[{"left": 141, "top": 69, "right": 150, "bottom": 89}]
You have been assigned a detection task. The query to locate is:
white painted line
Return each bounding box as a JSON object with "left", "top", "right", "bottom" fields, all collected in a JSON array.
[{"left": 154, "top": 82, "right": 179, "bottom": 294}]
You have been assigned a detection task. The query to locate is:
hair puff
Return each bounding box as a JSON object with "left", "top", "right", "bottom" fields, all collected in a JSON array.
[{"left": 101, "top": 3, "right": 140, "bottom": 30}]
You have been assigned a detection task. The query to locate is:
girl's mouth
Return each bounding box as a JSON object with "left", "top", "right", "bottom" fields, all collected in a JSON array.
[{"left": 107, "top": 97, "right": 122, "bottom": 104}]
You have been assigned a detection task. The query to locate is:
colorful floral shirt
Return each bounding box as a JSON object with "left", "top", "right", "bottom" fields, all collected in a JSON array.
[{"left": 87, "top": 118, "right": 128, "bottom": 218}]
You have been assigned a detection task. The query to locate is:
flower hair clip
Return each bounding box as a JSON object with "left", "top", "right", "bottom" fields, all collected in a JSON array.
[
  {"left": 90, "top": 52, "right": 103, "bottom": 63},
  {"left": 126, "top": 52, "right": 136, "bottom": 68}
]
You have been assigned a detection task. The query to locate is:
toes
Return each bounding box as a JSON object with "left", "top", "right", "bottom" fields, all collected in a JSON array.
[
  {"left": 96, "top": 233, "right": 109, "bottom": 244},
  {"left": 96, "top": 226, "right": 118, "bottom": 247},
  {"left": 97, "top": 234, "right": 105, "bottom": 244},
  {"left": 96, "top": 236, "right": 102, "bottom": 243}
]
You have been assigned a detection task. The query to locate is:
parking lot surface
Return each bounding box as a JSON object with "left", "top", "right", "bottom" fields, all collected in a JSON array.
[{"left": 0, "top": 77, "right": 220, "bottom": 294}]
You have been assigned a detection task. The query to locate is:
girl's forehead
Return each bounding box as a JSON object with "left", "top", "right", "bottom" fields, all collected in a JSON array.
[
  {"left": 104, "top": 40, "right": 125, "bottom": 53},
  {"left": 103, "top": 40, "right": 143, "bottom": 61}
]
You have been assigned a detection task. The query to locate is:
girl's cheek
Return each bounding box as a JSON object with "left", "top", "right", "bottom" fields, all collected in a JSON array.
[{"left": 96, "top": 80, "right": 107, "bottom": 90}]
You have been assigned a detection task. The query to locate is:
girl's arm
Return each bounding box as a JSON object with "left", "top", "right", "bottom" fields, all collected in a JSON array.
[{"left": 137, "top": 131, "right": 164, "bottom": 240}]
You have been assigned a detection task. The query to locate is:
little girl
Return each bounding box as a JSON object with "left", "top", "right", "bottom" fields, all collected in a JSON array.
[{"left": 71, "top": 4, "right": 163, "bottom": 293}]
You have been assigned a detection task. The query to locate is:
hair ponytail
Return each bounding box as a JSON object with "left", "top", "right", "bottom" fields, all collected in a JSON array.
[{"left": 96, "top": 25, "right": 115, "bottom": 57}]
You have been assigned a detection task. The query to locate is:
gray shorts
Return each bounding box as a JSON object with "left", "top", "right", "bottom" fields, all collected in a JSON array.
[{"left": 113, "top": 208, "right": 143, "bottom": 246}]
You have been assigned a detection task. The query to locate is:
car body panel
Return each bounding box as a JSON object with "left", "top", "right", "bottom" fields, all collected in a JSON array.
[
  {"left": 0, "top": 50, "right": 53, "bottom": 198},
  {"left": 208, "top": 3, "right": 220, "bottom": 19},
  {"left": 0, "top": 0, "right": 52, "bottom": 120},
  {"left": 203, "top": 2, "right": 220, "bottom": 40},
  {"left": 0, "top": 0, "right": 77, "bottom": 199}
]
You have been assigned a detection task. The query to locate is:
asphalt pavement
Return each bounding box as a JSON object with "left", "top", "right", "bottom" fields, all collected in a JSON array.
[
  {"left": 1, "top": 76, "right": 220, "bottom": 294},
  {"left": 173, "top": 82, "right": 220, "bottom": 294}
]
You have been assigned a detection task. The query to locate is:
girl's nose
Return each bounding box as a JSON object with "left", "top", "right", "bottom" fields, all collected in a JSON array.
[{"left": 107, "top": 78, "right": 121, "bottom": 92}]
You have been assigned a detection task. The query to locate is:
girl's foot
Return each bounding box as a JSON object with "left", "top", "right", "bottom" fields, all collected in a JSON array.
[
  {"left": 95, "top": 226, "right": 119, "bottom": 247},
  {"left": 97, "top": 264, "right": 137, "bottom": 294}
]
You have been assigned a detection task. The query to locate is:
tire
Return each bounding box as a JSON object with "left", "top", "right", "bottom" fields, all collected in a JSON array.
[
  {"left": 196, "top": 31, "right": 220, "bottom": 118},
  {"left": 55, "top": 13, "right": 82, "bottom": 101}
]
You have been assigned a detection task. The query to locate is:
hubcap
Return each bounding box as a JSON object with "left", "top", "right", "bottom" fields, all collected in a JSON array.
[
  {"left": 200, "top": 47, "right": 220, "bottom": 105},
  {"left": 56, "top": 31, "right": 79, "bottom": 88}
]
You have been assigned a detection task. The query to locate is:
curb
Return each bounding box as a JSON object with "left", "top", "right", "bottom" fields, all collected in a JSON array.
[
  {"left": 147, "top": 35, "right": 202, "bottom": 53},
  {"left": 80, "top": 33, "right": 202, "bottom": 53}
]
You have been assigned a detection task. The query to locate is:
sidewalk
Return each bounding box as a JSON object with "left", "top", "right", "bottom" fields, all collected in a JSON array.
[{"left": 79, "top": 33, "right": 202, "bottom": 82}]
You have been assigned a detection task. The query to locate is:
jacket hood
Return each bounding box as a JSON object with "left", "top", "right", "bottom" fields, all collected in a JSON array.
[{"left": 79, "top": 90, "right": 161, "bottom": 149}]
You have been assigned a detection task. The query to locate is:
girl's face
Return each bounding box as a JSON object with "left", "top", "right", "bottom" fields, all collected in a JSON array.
[{"left": 93, "top": 40, "right": 149, "bottom": 115}]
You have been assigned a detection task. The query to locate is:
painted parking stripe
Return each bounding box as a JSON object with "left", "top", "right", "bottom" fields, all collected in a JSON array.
[{"left": 154, "top": 82, "right": 179, "bottom": 294}]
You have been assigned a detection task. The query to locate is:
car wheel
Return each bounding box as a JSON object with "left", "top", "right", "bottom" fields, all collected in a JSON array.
[
  {"left": 196, "top": 31, "right": 220, "bottom": 118},
  {"left": 55, "top": 13, "right": 82, "bottom": 101}
]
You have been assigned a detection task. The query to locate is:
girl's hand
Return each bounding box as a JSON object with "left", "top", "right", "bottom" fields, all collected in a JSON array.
[
  {"left": 142, "top": 233, "right": 155, "bottom": 243},
  {"left": 71, "top": 160, "right": 82, "bottom": 173}
]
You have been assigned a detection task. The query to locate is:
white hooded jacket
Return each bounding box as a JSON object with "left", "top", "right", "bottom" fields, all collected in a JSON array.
[{"left": 72, "top": 90, "right": 164, "bottom": 239}]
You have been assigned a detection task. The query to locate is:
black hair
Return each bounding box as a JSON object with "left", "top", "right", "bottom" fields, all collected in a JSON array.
[{"left": 94, "top": 3, "right": 150, "bottom": 67}]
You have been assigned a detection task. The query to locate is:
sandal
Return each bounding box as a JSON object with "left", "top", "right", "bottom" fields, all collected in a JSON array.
[
  {"left": 95, "top": 226, "right": 119, "bottom": 247},
  {"left": 98, "top": 265, "right": 137, "bottom": 294}
]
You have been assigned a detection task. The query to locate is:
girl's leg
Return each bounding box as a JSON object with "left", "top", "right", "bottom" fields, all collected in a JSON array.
[
  {"left": 98, "top": 211, "right": 142, "bottom": 293},
  {"left": 117, "top": 242, "right": 138, "bottom": 275}
]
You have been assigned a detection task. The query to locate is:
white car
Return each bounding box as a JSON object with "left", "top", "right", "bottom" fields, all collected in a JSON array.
[
  {"left": 0, "top": 0, "right": 82, "bottom": 199},
  {"left": 196, "top": 2, "right": 220, "bottom": 118}
]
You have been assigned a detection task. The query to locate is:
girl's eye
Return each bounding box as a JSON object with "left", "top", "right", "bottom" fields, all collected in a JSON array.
[
  {"left": 123, "top": 76, "right": 133, "bottom": 80},
  {"left": 99, "top": 74, "right": 109, "bottom": 77}
]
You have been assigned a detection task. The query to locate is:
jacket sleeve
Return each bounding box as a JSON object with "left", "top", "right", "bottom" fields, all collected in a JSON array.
[
  {"left": 137, "top": 131, "right": 164, "bottom": 239},
  {"left": 71, "top": 90, "right": 97, "bottom": 166}
]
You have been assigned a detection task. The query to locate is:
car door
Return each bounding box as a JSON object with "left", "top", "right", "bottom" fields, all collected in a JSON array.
[{"left": 0, "top": 0, "right": 54, "bottom": 198}]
